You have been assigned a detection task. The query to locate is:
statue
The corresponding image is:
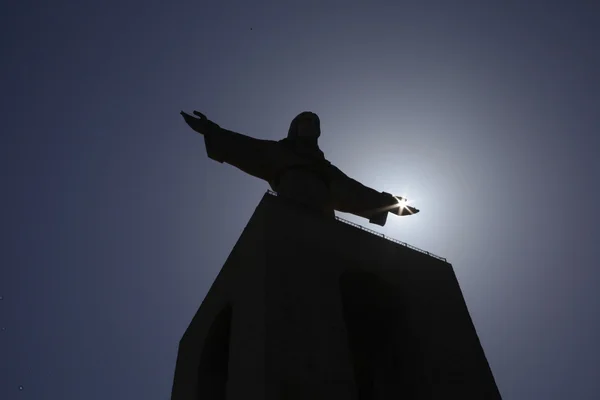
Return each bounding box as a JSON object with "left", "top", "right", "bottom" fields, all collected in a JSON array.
[{"left": 180, "top": 110, "right": 419, "bottom": 226}]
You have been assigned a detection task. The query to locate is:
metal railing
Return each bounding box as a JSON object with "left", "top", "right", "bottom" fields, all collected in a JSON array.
[{"left": 265, "top": 190, "right": 447, "bottom": 262}]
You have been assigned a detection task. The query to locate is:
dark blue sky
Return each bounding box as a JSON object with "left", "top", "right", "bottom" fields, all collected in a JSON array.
[{"left": 2, "top": 1, "right": 599, "bottom": 399}]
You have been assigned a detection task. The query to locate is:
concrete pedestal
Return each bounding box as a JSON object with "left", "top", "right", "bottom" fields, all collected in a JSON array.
[{"left": 171, "top": 192, "right": 501, "bottom": 399}]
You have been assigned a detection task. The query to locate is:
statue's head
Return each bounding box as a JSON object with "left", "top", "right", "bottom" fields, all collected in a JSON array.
[{"left": 288, "top": 112, "right": 321, "bottom": 143}]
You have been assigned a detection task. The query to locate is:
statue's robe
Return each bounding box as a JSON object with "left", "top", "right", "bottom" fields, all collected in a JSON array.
[{"left": 202, "top": 127, "right": 415, "bottom": 226}]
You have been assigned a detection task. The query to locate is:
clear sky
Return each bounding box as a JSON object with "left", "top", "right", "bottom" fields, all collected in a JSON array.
[{"left": 2, "top": 1, "right": 599, "bottom": 399}]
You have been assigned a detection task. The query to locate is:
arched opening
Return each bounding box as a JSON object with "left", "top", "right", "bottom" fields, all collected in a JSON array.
[
  {"left": 339, "top": 270, "right": 425, "bottom": 399},
  {"left": 197, "top": 303, "right": 232, "bottom": 400}
]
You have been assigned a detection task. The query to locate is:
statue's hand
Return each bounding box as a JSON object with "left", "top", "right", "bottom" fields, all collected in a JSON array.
[
  {"left": 385, "top": 193, "right": 420, "bottom": 216},
  {"left": 393, "top": 196, "right": 420, "bottom": 216},
  {"left": 180, "top": 110, "right": 221, "bottom": 135}
]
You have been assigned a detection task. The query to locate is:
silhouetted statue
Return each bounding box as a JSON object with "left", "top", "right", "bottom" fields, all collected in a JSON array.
[{"left": 180, "top": 110, "right": 419, "bottom": 226}]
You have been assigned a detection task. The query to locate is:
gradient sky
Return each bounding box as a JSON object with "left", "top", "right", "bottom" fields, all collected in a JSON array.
[{"left": 2, "top": 1, "right": 599, "bottom": 399}]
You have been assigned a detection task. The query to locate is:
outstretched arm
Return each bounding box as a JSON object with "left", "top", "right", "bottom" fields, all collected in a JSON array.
[
  {"left": 328, "top": 166, "right": 419, "bottom": 226},
  {"left": 181, "top": 111, "right": 278, "bottom": 182}
]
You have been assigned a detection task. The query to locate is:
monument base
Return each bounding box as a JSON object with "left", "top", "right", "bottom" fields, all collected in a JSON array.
[{"left": 171, "top": 192, "right": 501, "bottom": 399}]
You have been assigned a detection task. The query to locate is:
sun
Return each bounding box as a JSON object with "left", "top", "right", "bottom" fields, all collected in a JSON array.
[
  {"left": 393, "top": 195, "right": 416, "bottom": 214},
  {"left": 371, "top": 195, "right": 410, "bottom": 214},
  {"left": 394, "top": 195, "right": 409, "bottom": 207}
]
